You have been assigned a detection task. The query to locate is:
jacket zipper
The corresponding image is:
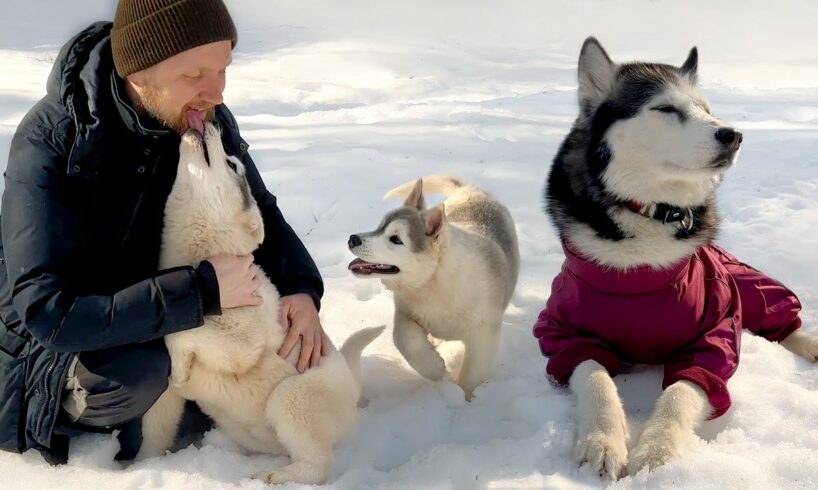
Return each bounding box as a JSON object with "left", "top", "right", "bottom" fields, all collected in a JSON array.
[{"left": 35, "top": 354, "right": 59, "bottom": 436}]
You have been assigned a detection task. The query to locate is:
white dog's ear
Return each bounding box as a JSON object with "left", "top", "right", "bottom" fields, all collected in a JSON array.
[
  {"left": 578, "top": 37, "right": 617, "bottom": 110},
  {"left": 404, "top": 178, "right": 426, "bottom": 210},
  {"left": 680, "top": 46, "right": 698, "bottom": 82},
  {"left": 423, "top": 203, "right": 445, "bottom": 237}
]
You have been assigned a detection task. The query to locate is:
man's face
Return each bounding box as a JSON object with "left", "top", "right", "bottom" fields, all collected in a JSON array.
[{"left": 128, "top": 40, "right": 232, "bottom": 133}]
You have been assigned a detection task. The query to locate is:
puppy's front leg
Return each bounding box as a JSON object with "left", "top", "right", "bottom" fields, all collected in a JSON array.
[
  {"left": 459, "top": 326, "right": 499, "bottom": 400},
  {"left": 135, "top": 388, "right": 186, "bottom": 460},
  {"left": 628, "top": 380, "right": 709, "bottom": 474},
  {"left": 570, "top": 360, "right": 628, "bottom": 480},
  {"left": 393, "top": 311, "right": 446, "bottom": 382}
]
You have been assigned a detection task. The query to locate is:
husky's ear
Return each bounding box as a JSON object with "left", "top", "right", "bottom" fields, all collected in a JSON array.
[
  {"left": 423, "top": 203, "right": 445, "bottom": 237},
  {"left": 404, "top": 178, "right": 426, "bottom": 210},
  {"left": 578, "top": 37, "right": 617, "bottom": 110},
  {"left": 680, "top": 46, "right": 698, "bottom": 82}
]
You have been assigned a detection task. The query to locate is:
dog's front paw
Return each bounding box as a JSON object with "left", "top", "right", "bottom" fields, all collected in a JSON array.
[
  {"left": 414, "top": 354, "right": 447, "bottom": 382},
  {"left": 253, "top": 469, "right": 284, "bottom": 485},
  {"left": 627, "top": 426, "right": 683, "bottom": 475},
  {"left": 252, "top": 465, "right": 327, "bottom": 486},
  {"left": 575, "top": 428, "right": 628, "bottom": 480},
  {"left": 780, "top": 330, "right": 818, "bottom": 362}
]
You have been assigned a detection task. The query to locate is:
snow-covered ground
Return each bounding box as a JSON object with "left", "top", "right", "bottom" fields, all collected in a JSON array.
[{"left": 2, "top": 1, "right": 818, "bottom": 488}]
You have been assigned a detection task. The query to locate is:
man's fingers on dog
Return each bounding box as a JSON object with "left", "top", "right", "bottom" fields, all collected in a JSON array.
[
  {"left": 278, "top": 307, "right": 289, "bottom": 331},
  {"left": 321, "top": 334, "right": 328, "bottom": 357},
  {"left": 298, "top": 333, "right": 314, "bottom": 372},
  {"left": 278, "top": 328, "right": 299, "bottom": 358},
  {"left": 310, "top": 331, "right": 322, "bottom": 368}
]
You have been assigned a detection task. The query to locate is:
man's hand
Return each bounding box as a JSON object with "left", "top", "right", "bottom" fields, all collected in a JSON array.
[
  {"left": 277, "top": 293, "right": 327, "bottom": 372},
  {"left": 208, "top": 254, "right": 263, "bottom": 309}
]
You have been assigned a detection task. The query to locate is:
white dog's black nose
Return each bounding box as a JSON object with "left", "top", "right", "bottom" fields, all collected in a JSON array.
[
  {"left": 715, "top": 127, "right": 743, "bottom": 150},
  {"left": 348, "top": 234, "right": 362, "bottom": 248}
]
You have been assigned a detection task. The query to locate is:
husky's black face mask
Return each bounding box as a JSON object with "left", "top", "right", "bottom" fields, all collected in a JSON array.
[
  {"left": 577, "top": 38, "right": 742, "bottom": 202},
  {"left": 544, "top": 38, "right": 734, "bottom": 267}
]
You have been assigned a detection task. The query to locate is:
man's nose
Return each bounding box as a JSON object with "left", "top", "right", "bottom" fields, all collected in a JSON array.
[
  {"left": 200, "top": 86, "right": 224, "bottom": 106},
  {"left": 199, "top": 75, "right": 225, "bottom": 106}
]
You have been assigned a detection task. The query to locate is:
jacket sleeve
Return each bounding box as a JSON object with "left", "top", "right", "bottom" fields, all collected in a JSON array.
[
  {"left": 1, "top": 123, "right": 205, "bottom": 353},
  {"left": 533, "top": 272, "right": 622, "bottom": 385},
  {"left": 663, "top": 298, "right": 740, "bottom": 419},
  {"left": 240, "top": 151, "right": 324, "bottom": 310}
]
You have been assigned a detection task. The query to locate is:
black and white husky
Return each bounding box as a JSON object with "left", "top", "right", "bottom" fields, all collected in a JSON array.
[{"left": 543, "top": 37, "right": 818, "bottom": 478}]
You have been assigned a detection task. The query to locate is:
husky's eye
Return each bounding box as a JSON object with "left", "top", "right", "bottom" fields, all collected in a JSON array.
[
  {"left": 226, "top": 160, "right": 238, "bottom": 173},
  {"left": 389, "top": 235, "right": 403, "bottom": 245},
  {"left": 653, "top": 105, "right": 679, "bottom": 114}
]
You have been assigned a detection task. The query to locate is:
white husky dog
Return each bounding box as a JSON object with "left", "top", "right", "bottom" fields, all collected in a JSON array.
[
  {"left": 136, "top": 123, "right": 383, "bottom": 485},
  {"left": 348, "top": 176, "right": 519, "bottom": 399}
]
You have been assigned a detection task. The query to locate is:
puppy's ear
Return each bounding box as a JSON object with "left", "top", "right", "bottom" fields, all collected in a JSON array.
[
  {"left": 680, "top": 46, "right": 698, "bottom": 82},
  {"left": 423, "top": 203, "right": 445, "bottom": 237},
  {"left": 578, "top": 37, "right": 617, "bottom": 112},
  {"left": 404, "top": 178, "right": 426, "bottom": 210}
]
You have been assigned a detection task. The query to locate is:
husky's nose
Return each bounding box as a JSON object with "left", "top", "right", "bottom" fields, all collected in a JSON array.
[
  {"left": 348, "top": 234, "right": 362, "bottom": 249},
  {"left": 715, "top": 127, "right": 743, "bottom": 149}
]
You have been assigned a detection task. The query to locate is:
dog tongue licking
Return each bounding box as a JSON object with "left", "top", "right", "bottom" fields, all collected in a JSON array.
[{"left": 186, "top": 109, "right": 205, "bottom": 134}]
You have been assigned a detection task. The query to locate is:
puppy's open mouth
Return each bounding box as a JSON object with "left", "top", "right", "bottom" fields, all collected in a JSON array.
[{"left": 348, "top": 258, "right": 400, "bottom": 275}]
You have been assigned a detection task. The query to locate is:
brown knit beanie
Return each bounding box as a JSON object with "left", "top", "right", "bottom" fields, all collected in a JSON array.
[{"left": 111, "top": 0, "right": 238, "bottom": 77}]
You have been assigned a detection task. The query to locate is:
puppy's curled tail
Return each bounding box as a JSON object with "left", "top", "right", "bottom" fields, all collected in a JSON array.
[
  {"left": 384, "top": 175, "right": 466, "bottom": 200},
  {"left": 340, "top": 325, "right": 386, "bottom": 390}
]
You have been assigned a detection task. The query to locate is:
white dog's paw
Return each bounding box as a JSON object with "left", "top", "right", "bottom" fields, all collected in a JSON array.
[
  {"left": 252, "top": 464, "right": 327, "bottom": 486},
  {"left": 627, "top": 427, "right": 683, "bottom": 475},
  {"left": 780, "top": 330, "right": 818, "bottom": 362},
  {"left": 253, "top": 469, "right": 284, "bottom": 485},
  {"left": 253, "top": 469, "right": 287, "bottom": 485},
  {"left": 414, "top": 355, "right": 447, "bottom": 382},
  {"left": 575, "top": 428, "right": 628, "bottom": 480}
]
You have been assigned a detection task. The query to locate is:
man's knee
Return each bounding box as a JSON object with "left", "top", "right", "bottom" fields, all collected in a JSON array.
[{"left": 63, "top": 341, "right": 170, "bottom": 428}]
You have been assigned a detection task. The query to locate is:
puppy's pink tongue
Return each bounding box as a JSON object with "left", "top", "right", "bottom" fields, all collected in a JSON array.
[{"left": 186, "top": 109, "right": 205, "bottom": 134}]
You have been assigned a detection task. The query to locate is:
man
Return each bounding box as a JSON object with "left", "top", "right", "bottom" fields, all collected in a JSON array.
[{"left": 0, "top": 0, "right": 326, "bottom": 464}]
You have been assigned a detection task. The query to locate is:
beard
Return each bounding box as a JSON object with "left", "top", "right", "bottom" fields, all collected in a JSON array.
[{"left": 141, "top": 84, "right": 215, "bottom": 134}]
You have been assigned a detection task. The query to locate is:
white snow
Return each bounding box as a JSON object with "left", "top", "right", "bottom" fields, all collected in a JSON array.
[{"left": 1, "top": 1, "right": 818, "bottom": 488}]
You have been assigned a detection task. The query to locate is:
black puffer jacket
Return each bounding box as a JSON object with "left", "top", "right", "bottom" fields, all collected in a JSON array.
[{"left": 0, "top": 22, "right": 323, "bottom": 463}]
